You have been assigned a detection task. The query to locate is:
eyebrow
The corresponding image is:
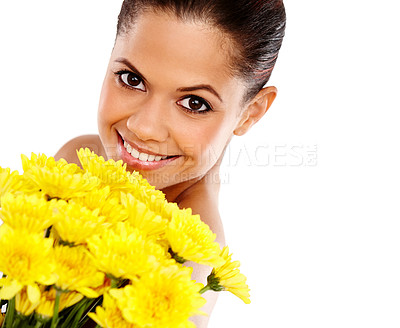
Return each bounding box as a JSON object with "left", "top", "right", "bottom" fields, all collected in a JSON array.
[
  {"left": 114, "top": 57, "right": 223, "bottom": 103},
  {"left": 177, "top": 85, "right": 223, "bottom": 103},
  {"left": 114, "top": 57, "right": 147, "bottom": 82}
]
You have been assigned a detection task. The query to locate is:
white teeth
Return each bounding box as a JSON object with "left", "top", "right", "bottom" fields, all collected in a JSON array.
[
  {"left": 123, "top": 140, "right": 167, "bottom": 162},
  {"left": 139, "top": 152, "right": 149, "bottom": 161},
  {"left": 130, "top": 147, "right": 140, "bottom": 159}
]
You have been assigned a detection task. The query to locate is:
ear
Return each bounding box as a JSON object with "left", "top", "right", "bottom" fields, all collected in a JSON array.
[{"left": 233, "top": 86, "right": 277, "bottom": 136}]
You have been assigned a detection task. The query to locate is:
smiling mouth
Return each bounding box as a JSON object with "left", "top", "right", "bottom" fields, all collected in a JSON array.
[
  {"left": 123, "top": 140, "right": 166, "bottom": 162},
  {"left": 117, "top": 133, "right": 180, "bottom": 171},
  {"left": 120, "top": 135, "right": 177, "bottom": 163}
]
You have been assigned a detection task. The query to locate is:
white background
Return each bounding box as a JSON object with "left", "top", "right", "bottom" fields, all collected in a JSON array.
[{"left": 1, "top": 1, "right": 400, "bottom": 327}]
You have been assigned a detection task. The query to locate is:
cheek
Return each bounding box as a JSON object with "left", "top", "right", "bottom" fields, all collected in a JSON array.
[
  {"left": 98, "top": 79, "right": 126, "bottom": 133},
  {"left": 97, "top": 79, "right": 130, "bottom": 157},
  {"left": 178, "top": 116, "right": 235, "bottom": 165},
  {"left": 98, "top": 80, "right": 114, "bottom": 128}
]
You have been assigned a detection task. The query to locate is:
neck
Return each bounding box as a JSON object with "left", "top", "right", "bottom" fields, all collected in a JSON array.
[{"left": 161, "top": 162, "right": 221, "bottom": 204}]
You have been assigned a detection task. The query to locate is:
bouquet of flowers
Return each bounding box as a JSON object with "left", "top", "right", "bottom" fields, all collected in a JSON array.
[{"left": 0, "top": 148, "right": 250, "bottom": 328}]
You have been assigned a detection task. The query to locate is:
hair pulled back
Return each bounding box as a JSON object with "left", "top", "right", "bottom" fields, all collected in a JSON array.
[{"left": 117, "top": 0, "right": 286, "bottom": 103}]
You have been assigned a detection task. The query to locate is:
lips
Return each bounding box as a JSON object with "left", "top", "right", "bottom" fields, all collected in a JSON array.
[
  {"left": 123, "top": 140, "right": 168, "bottom": 162},
  {"left": 117, "top": 133, "right": 179, "bottom": 171}
]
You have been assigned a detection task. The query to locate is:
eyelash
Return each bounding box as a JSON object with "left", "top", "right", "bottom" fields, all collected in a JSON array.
[
  {"left": 177, "top": 95, "right": 213, "bottom": 115},
  {"left": 114, "top": 70, "right": 145, "bottom": 91},
  {"left": 113, "top": 69, "right": 213, "bottom": 114}
]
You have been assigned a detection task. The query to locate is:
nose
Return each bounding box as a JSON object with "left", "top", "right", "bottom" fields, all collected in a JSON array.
[{"left": 126, "top": 98, "right": 169, "bottom": 142}]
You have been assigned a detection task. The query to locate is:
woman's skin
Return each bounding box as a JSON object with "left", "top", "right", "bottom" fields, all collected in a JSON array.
[{"left": 55, "top": 9, "right": 276, "bottom": 327}]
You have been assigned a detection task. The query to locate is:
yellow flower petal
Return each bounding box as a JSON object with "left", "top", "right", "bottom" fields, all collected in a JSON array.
[
  {"left": 209, "top": 246, "right": 251, "bottom": 304},
  {"left": 76, "top": 287, "right": 100, "bottom": 299},
  {"left": 121, "top": 192, "right": 168, "bottom": 237},
  {"left": 0, "top": 225, "right": 55, "bottom": 293},
  {"left": 35, "top": 288, "right": 83, "bottom": 319},
  {"left": 111, "top": 264, "right": 205, "bottom": 327},
  {"left": 53, "top": 245, "right": 105, "bottom": 295},
  {"left": 69, "top": 186, "right": 128, "bottom": 225},
  {"left": 88, "top": 293, "right": 137, "bottom": 328},
  {"left": 0, "top": 167, "right": 30, "bottom": 203},
  {"left": 53, "top": 201, "right": 109, "bottom": 244},
  {"left": 87, "top": 222, "right": 166, "bottom": 279},
  {"left": 0, "top": 192, "right": 56, "bottom": 232},
  {"left": 77, "top": 148, "right": 165, "bottom": 203},
  {"left": 27, "top": 283, "right": 41, "bottom": 304},
  {"left": 15, "top": 287, "right": 40, "bottom": 316},
  {"left": 0, "top": 278, "right": 23, "bottom": 300},
  {"left": 22, "top": 152, "right": 100, "bottom": 200},
  {"left": 77, "top": 148, "right": 137, "bottom": 191},
  {"left": 167, "top": 209, "right": 223, "bottom": 266}
]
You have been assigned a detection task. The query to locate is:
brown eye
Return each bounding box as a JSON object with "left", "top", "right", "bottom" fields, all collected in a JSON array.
[
  {"left": 177, "top": 95, "right": 212, "bottom": 113},
  {"left": 188, "top": 98, "right": 203, "bottom": 110},
  {"left": 119, "top": 71, "right": 146, "bottom": 91}
]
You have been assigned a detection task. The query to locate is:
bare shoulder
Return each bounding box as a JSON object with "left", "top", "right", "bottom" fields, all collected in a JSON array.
[{"left": 54, "top": 135, "right": 106, "bottom": 166}]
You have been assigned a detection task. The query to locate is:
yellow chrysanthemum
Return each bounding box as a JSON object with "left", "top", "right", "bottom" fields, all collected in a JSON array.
[
  {"left": 135, "top": 193, "right": 180, "bottom": 223},
  {"left": 122, "top": 181, "right": 166, "bottom": 206},
  {"left": 92, "top": 276, "right": 112, "bottom": 296},
  {"left": 77, "top": 148, "right": 165, "bottom": 200},
  {"left": 53, "top": 201, "right": 110, "bottom": 245},
  {"left": 110, "top": 265, "right": 206, "bottom": 328},
  {"left": 21, "top": 152, "right": 100, "bottom": 200},
  {"left": 121, "top": 192, "right": 168, "bottom": 237},
  {"left": 0, "top": 167, "right": 27, "bottom": 204},
  {"left": 0, "top": 225, "right": 56, "bottom": 303},
  {"left": 53, "top": 245, "right": 105, "bottom": 298},
  {"left": 89, "top": 293, "right": 137, "bottom": 328},
  {"left": 77, "top": 148, "right": 138, "bottom": 191},
  {"left": 21, "top": 152, "right": 66, "bottom": 171},
  {"left": 70, "top": 184, "right": 111, "bottom": 208},
  {"left": 70, "top": 186, "right": 128, "bottom": 225},
  {"left": 15, "top": 287, "right": 40, "bottom": 316},
  {"left": 87, "top": 222, "right": 166, "bottom": 280},
  {"left": 35, "top": 288, "right": 83, "bottom": 319},
  {"left": 206, "top": 246, "right": 250, "bottom": 304},
  {"left": 166, "top": 209, "right": 223, "bottom": 266},
  {"left": 98, "top": 195, "right": 129, "bottom": 224},
  {"left": 0, "top": 193, "right": 57, "bottom": 232},
  {"left": 0, "top": 166, "right": 15, "bottom": 194}
]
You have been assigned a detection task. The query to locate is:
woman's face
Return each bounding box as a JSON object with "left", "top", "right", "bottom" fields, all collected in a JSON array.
[{"left": 98, "top": 10, "right": 249, "bottom": 190}]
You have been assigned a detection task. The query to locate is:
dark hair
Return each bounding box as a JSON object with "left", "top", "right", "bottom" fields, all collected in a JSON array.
[{"left": 117, "top": 0, "right": 286, "bottom": 103}]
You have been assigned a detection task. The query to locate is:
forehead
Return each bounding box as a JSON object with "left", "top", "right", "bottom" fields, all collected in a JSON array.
[{"left": 111, "top": 10, "right": 244, "bottom": 95}]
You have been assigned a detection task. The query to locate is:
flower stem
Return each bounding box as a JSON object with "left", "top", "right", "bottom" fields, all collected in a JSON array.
[
  {"left": 70, "top": 299, "right": 88, "bottom": 328},
  {"left": 4, "top": 297, "right": 15, "bottom": 328},
  {"left": 12, "top": 316, "right": 21, "bottom": 328},
  {"left": 110, "top": 278, "right": 119, "bottom": 289},
  {"left": 199, "top": 285, "right": 212, "bottom": 294},
  {"left": 50, "top": 289, "right": 62, "bottom": 328},
  {"left": 168, "top": 248, "right": 186, "bottom": 264},
  {"left": 34, "top": 322, "right": 44, "bottom": 328}
]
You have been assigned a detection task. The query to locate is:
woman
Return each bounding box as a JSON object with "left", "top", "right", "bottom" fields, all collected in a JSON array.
[{"left": 55, "top": 0, "right": 286, "bottom": 326}]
